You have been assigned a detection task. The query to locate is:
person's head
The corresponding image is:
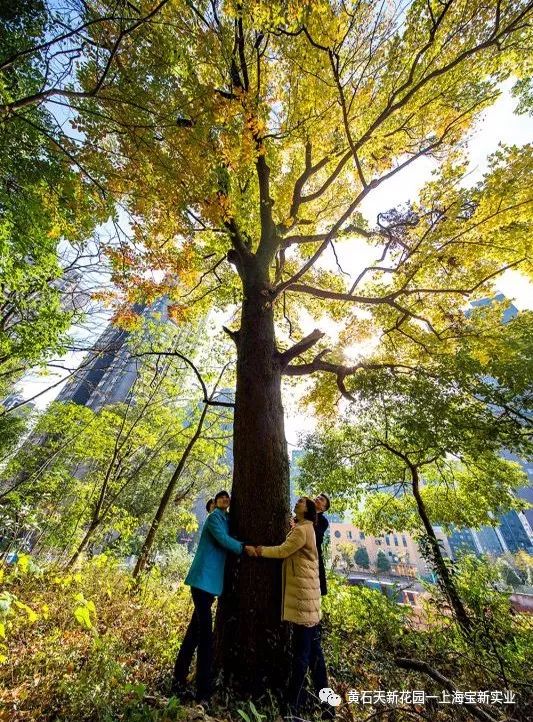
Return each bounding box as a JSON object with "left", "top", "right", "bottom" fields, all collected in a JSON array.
[
  {"left": 214, "top": 490, "right": 230, "bottom": 511},
  {"left": 205, "top": 498, "right": 215, "bottom": 513},
  {"left": 294, "top": 496, "right": 317, "bottom": 524},
  {"left": 314, "top": 493, "right": 330, "bottom": 513}
]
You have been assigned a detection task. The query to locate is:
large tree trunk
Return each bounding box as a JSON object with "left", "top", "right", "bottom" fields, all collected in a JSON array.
[{"left": 215, "top": 271, "right": 291, "bottom": 695}]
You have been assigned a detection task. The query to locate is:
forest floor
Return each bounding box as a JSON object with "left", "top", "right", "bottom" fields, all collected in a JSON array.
[{"left": 1, "top": 554, "right": 532, "bottom": 722}]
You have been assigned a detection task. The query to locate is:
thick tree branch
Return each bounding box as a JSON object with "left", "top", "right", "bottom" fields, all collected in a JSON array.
[
  {"left": 223, "top": 326, "right": 240, "bottom": 347},
  {"left": 329, "top": 49, "right": 368, "bottom": 188},
  {"left": 281, "top": 224, "right": 374, "bottom": 249},
  {"left": 284, "top": 353, "right": 418, "bottom": 401},
  {"left": 255, "top": 153, "right": 278, "bottom": 267},
  {"left": 283, "top": 257, "right": 527, "bottom": 311},
  {"left": 277, "top": 329, "right": 325, "bottom": 368},
  {"left": 285, "top": 283, "right": 391, "bottom": 305},
  {"left": 224, "top": 218, "right": 253, "bottom": 275},
  {"left": 286, "top": 142, "right": 347, "bottom": 224},
  {"left": 237, "top": 16, "right": 249, "bottom": 92},
  {"left": 298, "top": 150, "right": 352, "bottom": 206}
]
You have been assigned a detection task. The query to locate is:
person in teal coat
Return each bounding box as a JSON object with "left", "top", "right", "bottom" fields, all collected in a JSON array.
[{"left": 172, "top": 490, "right": 253, "bottom": 703}]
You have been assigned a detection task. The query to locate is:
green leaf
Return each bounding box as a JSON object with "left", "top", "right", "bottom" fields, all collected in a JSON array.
[
  {"left": 14, "top": 600, "right": 38, "bottom": 623},
  {"left": 74, "top": 606, "right": 92, "bottom": 629},
  {"left": 249, "top": 701, "right": 266, "bottom": 721}
]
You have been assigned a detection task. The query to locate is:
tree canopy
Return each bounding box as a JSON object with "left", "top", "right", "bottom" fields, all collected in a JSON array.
[
  {"left": 0, "top": 0, "right": 110, "bottom": 389},
  {"left": 3, "top": 1, "right": 530, "bottom": 354}
]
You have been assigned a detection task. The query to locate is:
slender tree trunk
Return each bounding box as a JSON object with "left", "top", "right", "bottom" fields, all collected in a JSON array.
[
  {"left": 410, "top": 465, "right": 471, "bottom": 633},
  {"left": 66, "top": 520, "right": 99, "bottom": 569},
  {"left": 215, "top": 270, "right": 291, "bottom": 695},
  {"left": 65, "top": 467, "right": 114, "bottom": 569},
  {"left": 132, "top": 405, "right": 208, "bottom": 579}
]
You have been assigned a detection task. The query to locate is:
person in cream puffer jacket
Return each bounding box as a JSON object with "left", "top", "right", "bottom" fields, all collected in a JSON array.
[
  {"left": 260, "top": 512, "right": 321, "bottom": 625},
  {"left": 256, "top": 497, "right": 333, "bottom": 719}
]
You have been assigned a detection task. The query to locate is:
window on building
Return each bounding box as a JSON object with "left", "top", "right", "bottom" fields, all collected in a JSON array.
[
  {"left": 402, "top": 536, "right": 407, "bottom": 547},
  {"left": 359, "top": 531, "right": 365, "bottom": 540},
  {"left": 385, "top": 536, "right": 390, "bottom": 545},
  {"left": 334, "top": 530, "right": 341, "bottom": 538},
  {"left": 347, "top": 531, "right": 352, "bottom": 539},
  {"left": 394, "top": 536, "right": 399, "bottom": 546}
]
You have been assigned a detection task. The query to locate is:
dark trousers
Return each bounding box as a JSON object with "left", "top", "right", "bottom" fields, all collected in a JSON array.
[
  {"left": 173, "top": 587, "right": 215, "bottom": 700},
  {"left": 287, "top": 622, "right": 329, "bottom": 712}
]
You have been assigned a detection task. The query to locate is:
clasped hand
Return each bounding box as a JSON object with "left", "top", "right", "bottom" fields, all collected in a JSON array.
[{"left": 244, "top": 545, "right": 263, "bottom": 557}]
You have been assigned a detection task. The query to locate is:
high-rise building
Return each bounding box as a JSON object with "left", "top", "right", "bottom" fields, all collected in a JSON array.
[
  {"left": 475, "top": 525, "right": 506, "bottom": 556},
  {"left": 519, "top": 470, "right": 533, "bottom": 530},
  {"left": 447, "top": 526, "right": 482, "bottom": 557},
  {"left": 498, "top": 511, "right": 533, "bottom": 554},
  {"left": 55, "top": 297, "right": 190, "bottom": 411},
  {"left": 55, "top": 305, "right": 143, "bottom": 410}
]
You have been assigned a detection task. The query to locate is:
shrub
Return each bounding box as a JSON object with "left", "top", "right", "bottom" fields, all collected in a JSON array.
[
  {"left": 321, "top": 561, "right": 533, "bottom": 721},
  {"left": 0, "top": 554, "right": 191, "bottom": 721}
]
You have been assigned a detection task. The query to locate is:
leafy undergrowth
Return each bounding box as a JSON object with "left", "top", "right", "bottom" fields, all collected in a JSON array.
[
  {"left": 0, "top": 555, "right": 191, "bottom": 721},
  {"left": 1, "top": 555, "right": 532, "bottom": 721}
]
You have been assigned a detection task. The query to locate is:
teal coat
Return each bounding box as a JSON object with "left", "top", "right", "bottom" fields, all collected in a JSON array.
[{"left": 185, "top": 507, "right": 243, "bottom": 596}]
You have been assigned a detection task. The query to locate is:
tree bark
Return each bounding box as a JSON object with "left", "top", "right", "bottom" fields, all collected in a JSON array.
[
  {"left": 215, "top": 264, "right": 291, "bottom": 695},
  {"left": 410, "top": 465, "right": 472, "bottom": 634}
]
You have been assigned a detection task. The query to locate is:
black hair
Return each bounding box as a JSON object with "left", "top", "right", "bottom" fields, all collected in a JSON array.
[
  {"left": 318, "top": 492, "right": 331, "bottom": 511},
  {"left": 205, "top": 498, "right": 215, "bottom": 512},
  {"left": 303, "top": 497, "right": 317, "bottom": 524},
  {"left": 214, "top": 490, "right": 230, "bottom": 503}
]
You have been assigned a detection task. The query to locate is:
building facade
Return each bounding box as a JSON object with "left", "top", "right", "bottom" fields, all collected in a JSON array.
[
  {"left": 55, "top": 297, "right": 198, "bottom": 411},
  {"left": 330, "top": 522, "right": 452, "bottom": 579}
]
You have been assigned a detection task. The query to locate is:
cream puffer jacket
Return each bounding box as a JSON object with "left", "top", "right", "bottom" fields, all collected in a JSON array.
[{"left": 261, "top": 519, "right": 321, "bottom": 626}]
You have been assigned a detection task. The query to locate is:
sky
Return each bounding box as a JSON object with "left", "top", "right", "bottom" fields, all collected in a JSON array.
[{"left": 18, "top": 83, "right": 533, "bottom": 450}]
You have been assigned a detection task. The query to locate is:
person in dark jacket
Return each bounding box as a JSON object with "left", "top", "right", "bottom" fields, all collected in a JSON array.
[
  {"left": 171, "top": 490, "right": 254, "bottom": 703},
  {"left": 310, "top": 492, "right": 335, "bottom": 719},
  {"left": 314, "top": 493, "right": 330, "bottom": 596}
]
